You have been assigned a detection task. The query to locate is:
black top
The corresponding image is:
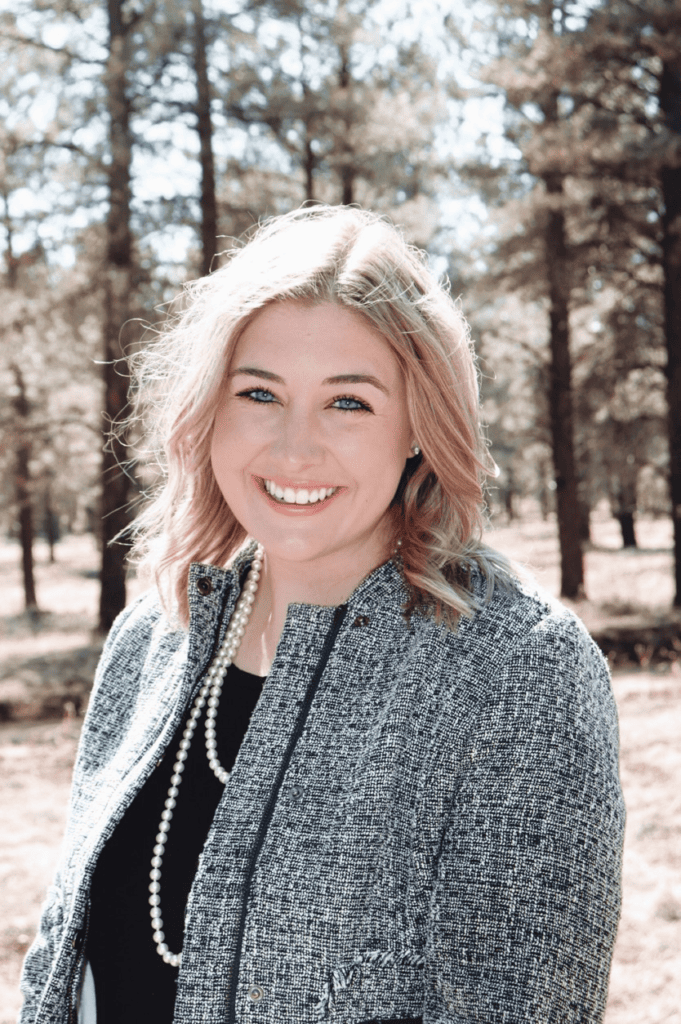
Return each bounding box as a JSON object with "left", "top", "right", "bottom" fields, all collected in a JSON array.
[{"left": 86, "top": 662, "right": 265, "bottom": 1023}]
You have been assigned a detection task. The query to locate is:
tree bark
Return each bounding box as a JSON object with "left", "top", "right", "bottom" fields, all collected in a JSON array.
[
  {"left": 578, "top": 500, "right": 591, "bottom": 545},
  {"left": 610, "top": 424, "right": 638, "bottom": 549},
  {"left": 11, "top": 364, "right": 38, "bottom": 611},
  {"left": 340, "top": 165, "right": 354, "bottom": 206},
  {"left": 304, "top": 132, "right": 316, "bottom": 202},
  {"left": 2, "top": 180, "right": 17, "bottom": 289},
  {"left": 338, "top": 41, "right": 355, "bottom": 205},
  {"left": 43, "top": 479, "right": 58, "bottom": 564},
  {"left": 615, "top": 512, "right": 637, "bottom": 549},
  {"left": 537, "top": 456, "right": 553, "bottom": 520},
  {"left": 5, "top": 182, "right": 37, "bottom": 610},
  {"left": 99, "top": 0, "right": 135, "bottom": 632},
  {"left": 660, "top": 60, "right": 681, "bottom": 606},
  {"left": 192, "top": 0, "right": 217, "bottom": 277},
  {"left": 504, "top": 465, "right": 515, "bottom": 521},
  {"left": 543, "top": 163, "right": 585, "bottom": 598},
  {"left": 532, "top": 5, "right": 584, "bottom": 598}
]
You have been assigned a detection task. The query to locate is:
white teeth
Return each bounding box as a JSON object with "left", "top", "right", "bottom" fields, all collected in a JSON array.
[{"left": 263, "top": 480, "right": 337, "bottom": 505}]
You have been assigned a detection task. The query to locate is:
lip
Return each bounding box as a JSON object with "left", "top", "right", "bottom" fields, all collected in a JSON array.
[{"left": 253, "top": 475, "right": 345, "bottom": 516}]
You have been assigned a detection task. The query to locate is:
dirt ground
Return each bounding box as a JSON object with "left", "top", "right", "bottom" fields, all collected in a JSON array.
[{"left": 1, "top": 514, "right": 679, "bottom": 1022}]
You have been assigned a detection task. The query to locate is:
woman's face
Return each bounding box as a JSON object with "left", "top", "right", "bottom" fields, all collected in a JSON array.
[{"left": 210, "top": 301, "right": 413, "bottom": 574}]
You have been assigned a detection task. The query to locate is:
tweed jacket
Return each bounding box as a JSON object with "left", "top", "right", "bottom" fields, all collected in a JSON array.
[{"left": 19, "top": 548, "right": 625, "bottom": 1024}]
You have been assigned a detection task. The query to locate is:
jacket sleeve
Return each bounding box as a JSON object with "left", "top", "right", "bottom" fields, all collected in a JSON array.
[
  {"left": 17, "top": 882, "right": 68, "bottom": 1024},
  {"left": 424, "top": 614, "right": 625, "bottom": 1024},
  {"left": 17, "top": 595, "right": 153, "bottom": 1024}
]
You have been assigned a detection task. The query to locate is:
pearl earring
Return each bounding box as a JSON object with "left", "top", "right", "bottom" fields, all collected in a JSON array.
[{"left": 411, "top": 444, "right": 421, "bottom": 456}]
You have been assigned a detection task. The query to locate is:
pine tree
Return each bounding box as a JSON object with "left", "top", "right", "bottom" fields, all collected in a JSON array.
[
  {"left": 463, "top": 2, "right": 587, "bottom": 596},
  {"left": 97, "top": 0, "right": 138, "bottom": 630},
  {"left": 564, "top": 0, "right": 681, "bottom": 600},
  {"left": 659, "top": 56, "right": 681, "bottom": 604},
  {"left": 214, "top": 0, "right": 449, "bottom": 239}
]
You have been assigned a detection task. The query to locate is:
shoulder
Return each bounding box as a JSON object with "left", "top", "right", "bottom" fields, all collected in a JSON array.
[
  {"left": 417, "top": 568, "right": 615, "bottom": 732},
  {"left": 99, "top": 586, "right": 166, "bottom": 659},
  {"left": 73, "top": 588, "right": 189, "bottom": 770},
  {"left": 91, "top": 587, "right": 186, "bottom": 698},
  {"left": 104, "top": 586, "right": 165, "bottom": 644},
  {"left": 449, "top": 571, "right": 618, "bottom": 754},
  {"left": 458, "top": 567, "right": 606, "bottom": 675}
]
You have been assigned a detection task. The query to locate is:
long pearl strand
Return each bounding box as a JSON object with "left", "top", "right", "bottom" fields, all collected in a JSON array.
[{"left": 149, "top": 545, "right": 264, "bottom": 967}]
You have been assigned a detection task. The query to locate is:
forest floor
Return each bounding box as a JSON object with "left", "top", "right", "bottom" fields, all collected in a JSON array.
[{"left": 0, "top": 510, "right": 679, "bottom": 1023}]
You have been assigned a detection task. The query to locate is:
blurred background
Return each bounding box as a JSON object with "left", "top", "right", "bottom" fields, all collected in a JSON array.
[{"left": 0, "top": 0, "right": 680, "bottom": 1020}]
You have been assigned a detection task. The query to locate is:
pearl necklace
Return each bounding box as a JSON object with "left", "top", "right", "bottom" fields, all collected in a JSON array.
[{"left": 149, "top": 545, "right": 264, "bottom": 967}]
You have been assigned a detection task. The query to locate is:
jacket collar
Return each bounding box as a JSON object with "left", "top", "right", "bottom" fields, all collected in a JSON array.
[{"left": 188, "top": 541, "right": 412, "bottom": 620}]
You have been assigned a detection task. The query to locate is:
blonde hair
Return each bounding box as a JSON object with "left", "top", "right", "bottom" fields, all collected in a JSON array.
[{"left": 127, "top": 205, "right": 514, "bottom": 627}]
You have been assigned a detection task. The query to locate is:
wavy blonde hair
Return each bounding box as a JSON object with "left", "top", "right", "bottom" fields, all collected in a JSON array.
[{"left": 127, "top": 205, "right": 514, "bottom": 627}]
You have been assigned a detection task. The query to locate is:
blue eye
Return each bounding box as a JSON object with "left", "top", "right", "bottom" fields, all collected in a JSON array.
[
  {"left": 235, "top": 388, "right": 371, "bottom": 412},
  {"left": 238, "top": 388, "right": 276, "bottom": 403},
  {"left": 333, "top": 396, "right": 371, "bottom": 412}
]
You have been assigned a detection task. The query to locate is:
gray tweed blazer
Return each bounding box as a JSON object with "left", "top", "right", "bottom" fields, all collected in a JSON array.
[{"left": 19, "top": 548, "right": 624, "bottom": 1024}]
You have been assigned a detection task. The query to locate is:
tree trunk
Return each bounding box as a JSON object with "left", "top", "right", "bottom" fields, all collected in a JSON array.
[
  {"left": 6, "top": 186, "right": 37, "bottom": 610},
  {"left": 543, "top": 165, "right": 585, "bottom": 598},
  {"left": 538, "top": 456, "right": 553, "bottom": 520},
  {"left": 615, "top": 512, "right": 637, "bottom": 549},
  {"left": 11, "top": 364, "right": 38, "bottom": 611},
  {"left": 99, "top": 0, "right": 135, "bottom": 633},
  {"left": 304, "top": 132, "right": 315, "bottom": 202},
  {"left": 338, "top": 41, "right": 355, "bottom": 205},
  {"left": 2, "top": 181, "right": 17, "bottom": 289},
  {"left": 340, "top": 165, "right": 354, "bottom": 206},
  {"left": 192, "top": 0, "right": 217, "bottom": 277},
  {"left": 534, "top": 6, "right": 584, "bottom": 598},
  {"left": 44, "top": 479, "right": 58, "bottom": 564},
  {"left": 611, "top": 432, "right": 638, "bottom": 549},
  {"left": 660, "top": 60, "right": 681, "bottom": 607},
  {"left": 504, "top": 465, "right": 515, "bottom": 521},
  {"left": 578, "top": 500, "right": 591, "bottom": 545}
]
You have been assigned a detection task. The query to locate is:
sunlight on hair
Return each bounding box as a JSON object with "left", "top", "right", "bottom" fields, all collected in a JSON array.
[{"left": 123, "top": 204, "right": 517, "bottom": 627}]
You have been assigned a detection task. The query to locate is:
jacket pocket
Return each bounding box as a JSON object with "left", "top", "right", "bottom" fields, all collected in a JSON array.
[{"left": 314, "top": 948, "right": 424, "bottom": 1023}]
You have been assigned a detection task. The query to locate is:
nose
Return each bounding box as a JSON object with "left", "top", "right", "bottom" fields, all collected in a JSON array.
[{"left": 271, "top": 406, "right": 324, "bottom": 466}]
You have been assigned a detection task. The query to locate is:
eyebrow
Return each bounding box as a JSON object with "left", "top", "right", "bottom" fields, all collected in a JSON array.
[{"left": 230, "top": 366, "right": 390, "bottom": 396}]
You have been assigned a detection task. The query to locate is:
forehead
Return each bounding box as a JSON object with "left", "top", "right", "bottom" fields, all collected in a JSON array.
[{"left": 232, "top": 301, "right": 402, "bottom": 377}]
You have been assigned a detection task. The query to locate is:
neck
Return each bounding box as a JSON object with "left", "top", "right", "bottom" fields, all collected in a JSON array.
[{"left": 233, "top": 537, "right": 393, "bottom": 676}]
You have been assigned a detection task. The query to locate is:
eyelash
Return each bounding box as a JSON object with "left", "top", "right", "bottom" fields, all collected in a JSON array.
[{"left": 235, "top": 387, "right": 373, "bottom": 413}]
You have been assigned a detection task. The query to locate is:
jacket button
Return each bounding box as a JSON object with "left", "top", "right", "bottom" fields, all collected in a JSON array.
[
  {"left": 291, "top": 785, "right": 302, "bottom": 799},
  {"left": 247, "top": 983, "right": 265, "bottom": 1002},
  {"left": 196, "top": 576, "right": 213, "bottom": 596},
  {"left": 352, "top": 614, "right": 370, "bottom": 627}
]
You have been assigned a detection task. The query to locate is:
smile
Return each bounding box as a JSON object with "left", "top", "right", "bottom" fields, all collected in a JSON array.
[{"left": 262, "top": 479, "right": 340, "bottom": 505}]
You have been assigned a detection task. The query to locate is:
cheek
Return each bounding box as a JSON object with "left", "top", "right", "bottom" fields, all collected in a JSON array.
[
  {"left": 212, "top": 404, "right": 250, "bottom": 455},
  {"left": 210, "top": 407, "right": 241, "bottom": 480},
  {"left": 355, "top": 426, "right": 410, "bottom": 489}
]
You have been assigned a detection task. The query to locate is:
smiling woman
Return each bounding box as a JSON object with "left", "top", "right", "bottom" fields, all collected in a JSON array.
[
  {"left": 125, "top": 205, "right": 504, "bottom": 633},
  {"left": 209, "top": 301, "right": 414, "bottom": 673},
  {"left": 19, "top": 206, "right": 625, "bottom": 1024}
]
